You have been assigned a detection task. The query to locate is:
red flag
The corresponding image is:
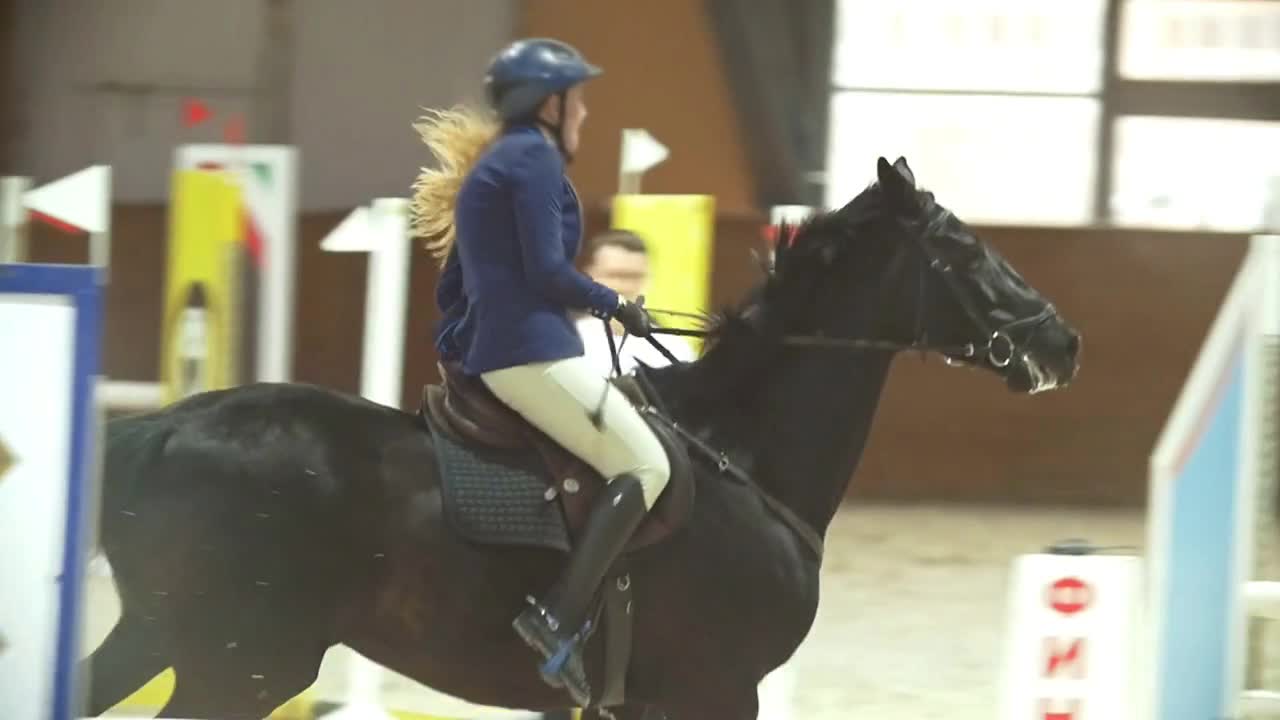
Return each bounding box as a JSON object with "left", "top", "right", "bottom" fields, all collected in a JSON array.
[
  {"left": 182, "top": 98, "right": 212, "bottom": 128},
  {"left": 28, "top": 210, "right": 84, "bottom": 235},
  {"left": 762, "top": 224, "right": 799, "bottom": 248},
  {"left": 242, "top": 213, "right": 265, "bottom": 268}
]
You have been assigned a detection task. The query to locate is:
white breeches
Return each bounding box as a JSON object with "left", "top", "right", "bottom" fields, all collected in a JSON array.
[{"left": 481, "top": 356, "right": 670, "bottom": 510}]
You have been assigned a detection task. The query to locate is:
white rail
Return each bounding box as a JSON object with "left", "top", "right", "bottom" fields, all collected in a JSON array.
[
  {"left": 1240, "top": 689, "right": 1280, "bottom": 717},
  {"left": 1246, "top": 582, "right": 1280, "bottom": 622},
  {"left": 96, "top": 380, "right": 165, "bottom": 412}
]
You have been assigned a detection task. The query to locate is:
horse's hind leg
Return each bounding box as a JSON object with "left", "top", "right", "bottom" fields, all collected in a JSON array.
[
  {"left": 158, "top": 605, "right": 329, "bottom": 720},
  {"left": 159, "top": 646, "right": 326, "bottom": 720},
  {"left": 80, "top": 611, "right": 169, "bottom": 716},
  {"left": 159, "top": 671, "right": 265, "bottom": 720},
  {"left": 158, "top": 672, "right": 275, "bottom": 720}
]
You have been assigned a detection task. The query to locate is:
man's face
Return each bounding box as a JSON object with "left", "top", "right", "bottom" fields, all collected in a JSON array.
[{"left": 586, "top": 245, "right": 649, "bottom": 302}]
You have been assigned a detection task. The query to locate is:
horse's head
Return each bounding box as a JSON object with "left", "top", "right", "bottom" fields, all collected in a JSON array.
[{"left": 770, "top": 156, "right": 1080, "bottom": 394}]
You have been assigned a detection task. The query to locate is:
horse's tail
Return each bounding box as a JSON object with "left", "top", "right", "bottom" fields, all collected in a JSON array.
[{"left": 409, "top": 104, "right": 499, "bottom": 268}]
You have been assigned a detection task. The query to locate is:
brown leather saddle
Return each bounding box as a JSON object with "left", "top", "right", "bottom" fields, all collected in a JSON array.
[{"left": 421, "top": 361, "right": 694, "bottom": 552}]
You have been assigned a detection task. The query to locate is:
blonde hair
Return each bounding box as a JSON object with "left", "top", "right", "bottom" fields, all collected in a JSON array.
[{"left": 409, "top": 105, "right": 500, "bottom": 267}]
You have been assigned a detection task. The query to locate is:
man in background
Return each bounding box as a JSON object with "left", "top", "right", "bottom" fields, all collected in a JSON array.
[{"left": 576, "top": 229, "right": 697, "bottom": 375}]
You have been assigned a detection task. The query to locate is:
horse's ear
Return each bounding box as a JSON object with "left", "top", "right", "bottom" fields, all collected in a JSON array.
[
  {"left": 892, "top": 157, "right": 916, "bottom": 188},
  {"left": 877, "top": 156, "right": 917, "bottom": 210},
  {"left": 876, "top": 156, "right": 895, "bottom": 186}
]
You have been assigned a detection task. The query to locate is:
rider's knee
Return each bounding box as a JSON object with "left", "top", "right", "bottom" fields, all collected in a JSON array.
[{"left": 629, "top": 453, "right": 670, "bottom": 510}]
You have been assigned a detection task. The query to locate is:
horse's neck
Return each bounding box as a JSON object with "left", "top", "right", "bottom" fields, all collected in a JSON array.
[
  {"left": 749, "top": 349, "right": 895, "bottom": 537},
  {"left": 653, "top": 239, "right": 909, "bottom": 543},
  {"left": 652, "top": 327, "right": 897, "bottom": 541}
]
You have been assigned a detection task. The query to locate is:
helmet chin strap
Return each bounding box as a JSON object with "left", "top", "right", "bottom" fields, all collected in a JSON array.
[{"left": 534, "top": 92, "right": 575, "bottom": 164}]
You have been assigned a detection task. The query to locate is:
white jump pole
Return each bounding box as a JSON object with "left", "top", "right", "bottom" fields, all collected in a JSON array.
[
  {"left": 319, "top": 199, "right": 412, "bottom": 408},
  {"left": 1239, "top": 234, "right": 1280, "bottom": 715},
  {"left": 359, "top": 198, "right": 412, "bottom": 408},
  {"left": 0, "top": 176, "right": 32, "bottom": 263},
  {"left": 320, "top": 197, "right": 411, "bottom": 720}
]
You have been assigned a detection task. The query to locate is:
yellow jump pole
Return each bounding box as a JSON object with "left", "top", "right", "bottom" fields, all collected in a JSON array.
[{"left": 159, "top": 168, "right": 246, "bottom": 405}]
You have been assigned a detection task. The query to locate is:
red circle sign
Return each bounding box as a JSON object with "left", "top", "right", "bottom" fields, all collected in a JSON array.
[{"left": 1046, "top": 577, "right": 1092, "bottom": 615}]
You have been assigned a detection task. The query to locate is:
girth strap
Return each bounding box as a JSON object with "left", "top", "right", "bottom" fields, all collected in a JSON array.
[
  {"left": 640, "top": 406, "right": 826, "bottom": 562},
  {"left": 597, "top": 560, "right": 634, "bottom": 709}
]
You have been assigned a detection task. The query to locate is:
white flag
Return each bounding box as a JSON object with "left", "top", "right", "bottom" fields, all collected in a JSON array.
[
  {"left": 320, "top": 206, "right": 374, "bottom": 252},
  {"left": 23, "top": 165, "right": 112, "bottom": 233},
  {"left": 620, "top": 129, "right": 669, "bottom": 175}
]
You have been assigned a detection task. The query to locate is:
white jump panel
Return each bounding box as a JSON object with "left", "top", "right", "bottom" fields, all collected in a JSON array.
[{"left": 0, "top": 264, "right": 103, "bottom": 720}]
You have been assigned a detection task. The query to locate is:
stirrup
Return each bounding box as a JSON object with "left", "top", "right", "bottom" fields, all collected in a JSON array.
[
  {"left": 540, "top": 617, "right": 593, "bottom": 678},
  {"left": 517, "top": 595, "right": 593, "bottom": 667},
  {"left": 514, "top": 596, "right": 592, "bottom": 703}
]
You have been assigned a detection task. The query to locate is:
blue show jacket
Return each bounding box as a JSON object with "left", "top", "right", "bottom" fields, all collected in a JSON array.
[{"left": 434, "top": 124, "right": 619, "bottom": 375}]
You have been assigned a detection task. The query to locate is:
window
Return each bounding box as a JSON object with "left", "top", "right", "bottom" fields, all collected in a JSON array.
[
  {"left": 825, "top": 92, "right": 1100, "bottom": 226},
  {"left": 826, "top": 0, "right": 1106, "bottom": 225},
  {"left": 1119, "top": 0, "right": 1280, "bottom": 82},
  {"left": 1110, "top": 116, "right": 1280, "bottom": 232},
  {"left": 833, "top": 0, "right": 1107, "bottom": 94}
]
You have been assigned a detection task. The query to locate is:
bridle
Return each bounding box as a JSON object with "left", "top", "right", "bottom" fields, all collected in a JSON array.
[
  {"left": 596, "top": 202, "right": 1058, "bottom": 562},
  {"left": 641, "top": 202, "right": 1058, "bottom": 371}
]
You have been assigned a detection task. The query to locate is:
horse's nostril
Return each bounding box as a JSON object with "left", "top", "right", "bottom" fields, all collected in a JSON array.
[{"left": 1066, "top": 332, "right": 1081, "bottom": 359}]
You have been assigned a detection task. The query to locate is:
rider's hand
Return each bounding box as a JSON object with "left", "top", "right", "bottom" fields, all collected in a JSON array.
[{"left": 614, "top": 297, "right": 654, "bottom": 338}]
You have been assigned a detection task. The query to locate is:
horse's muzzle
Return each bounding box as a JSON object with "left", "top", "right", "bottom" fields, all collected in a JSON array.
[{"left": 1007, "top": 321, "right": 1080, "bottom": 394}]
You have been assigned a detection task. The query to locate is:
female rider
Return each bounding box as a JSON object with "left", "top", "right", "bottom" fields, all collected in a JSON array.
[{"left": 410, "top": 38, "right": 670, "bottom": 708}]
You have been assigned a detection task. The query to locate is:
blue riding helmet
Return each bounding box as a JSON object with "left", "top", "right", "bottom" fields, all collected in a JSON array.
[{"left": 484, "top": 38, "right": 603, "bottom": 122}]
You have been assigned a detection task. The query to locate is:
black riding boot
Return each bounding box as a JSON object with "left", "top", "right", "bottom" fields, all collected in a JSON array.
[{"left": 513, "top": 473, "right": 649, "bottom": 707}]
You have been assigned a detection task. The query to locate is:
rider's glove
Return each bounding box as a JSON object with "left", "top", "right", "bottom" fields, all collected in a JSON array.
[{"left": 613, "top": 297, "right": 654, "bottom": 338}]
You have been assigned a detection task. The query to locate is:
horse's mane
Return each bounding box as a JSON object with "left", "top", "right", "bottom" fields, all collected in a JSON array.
[{"left": 649, "top": 184, "right": 890, "bottom": 422}]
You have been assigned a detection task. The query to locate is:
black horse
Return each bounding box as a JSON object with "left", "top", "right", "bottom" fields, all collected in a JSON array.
[{"left": 82, "top": 157, "right": 1080, "bottom": 719}]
